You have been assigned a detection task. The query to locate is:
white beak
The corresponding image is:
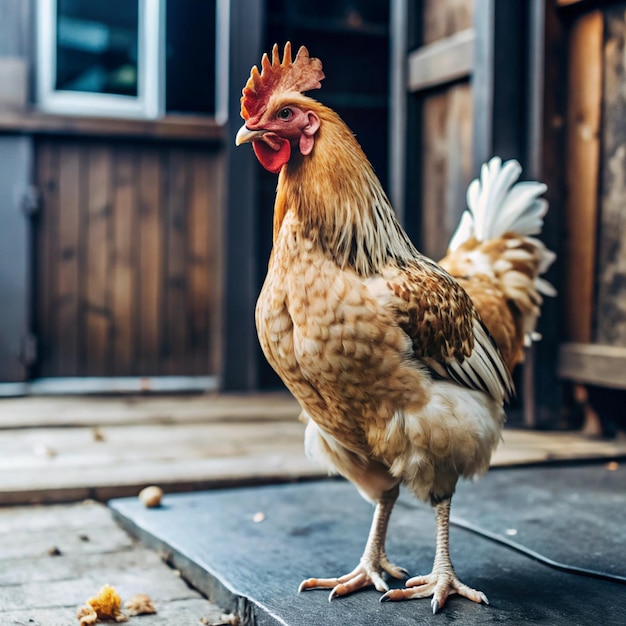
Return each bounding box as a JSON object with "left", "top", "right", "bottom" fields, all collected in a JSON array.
[{"left": 235, "top": 124, "right": 267, "bottom": 146}]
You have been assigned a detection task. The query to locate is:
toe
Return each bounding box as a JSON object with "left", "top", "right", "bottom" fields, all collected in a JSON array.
[
  {"left": 298, "top": 577, "right": 339, "bottom": 592},
  {"left": 380, "top": 556, "right": 409, "bottom": 580},
  {"left": 380, "top": 585, "right": 433, "bottom": 602},
  {"left": 405, "top": 574, "right": 432, "bottom": 588},
  {"left": 330, "top": 573, "right": 365, "bottom": 599}
]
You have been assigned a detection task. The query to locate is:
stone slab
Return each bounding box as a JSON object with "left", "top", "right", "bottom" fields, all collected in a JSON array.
[{"left": 110, "top": 464, "right": 626, "bottom": 626}]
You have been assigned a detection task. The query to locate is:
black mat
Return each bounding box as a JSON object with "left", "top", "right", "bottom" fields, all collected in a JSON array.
[{"left": 110, "top": 464, "right": 626, "bottom": 626}]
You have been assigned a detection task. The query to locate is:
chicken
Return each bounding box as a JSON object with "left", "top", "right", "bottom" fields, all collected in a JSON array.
[{"left": 235, "top": 43, "right": 555, "bottom": 614}]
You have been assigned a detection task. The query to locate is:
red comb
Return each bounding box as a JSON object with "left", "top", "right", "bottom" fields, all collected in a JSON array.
[{"left": 240, "top": 42, "right": 324, "bottom": 121}]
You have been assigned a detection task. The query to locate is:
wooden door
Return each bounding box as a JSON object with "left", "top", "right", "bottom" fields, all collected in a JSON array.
[{"left": 34, "top": 137, "right": 223, "bottom": 379}]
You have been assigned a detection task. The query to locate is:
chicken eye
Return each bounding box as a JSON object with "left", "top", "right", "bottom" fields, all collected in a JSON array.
[{"left": 277, "top": 107, "right": 293, "bottom": 120}]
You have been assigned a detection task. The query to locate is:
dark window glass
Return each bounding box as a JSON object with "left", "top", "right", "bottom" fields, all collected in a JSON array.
[
  {"left": 165, "top": 0, "right": 216, "bottom": 115},
  {"left": 56, "top": 0, "right": 139, "bottom": 96}
]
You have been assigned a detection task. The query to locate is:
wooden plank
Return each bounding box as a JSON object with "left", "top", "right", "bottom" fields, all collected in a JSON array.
[
  {"left": 55, "top": 141, "right": 82, "bottom": 375},
  {"left": 208, "top": 154, "right": 225, "bottom": 376},
  {"left": 0, "top": 422, "right": 312, "bottom": 469},
  {"left": 558, "top": 342, "right": 626, "bottom": 389},
  {"left": 596, "top": 8, "right": 626, "bottom": 346},
  {"left": 0, "top": 393, "right": 302, "bottom": 429},
  {"left": 0, "top": 110, "right": 226, "bottom": 142},
  {"left": 162, "top": 148, "right": 189, "bottom": 375},
  {"left": 525, "top": 0, "right": 567, "bottom": 424},
  {"left": 563, "top": 11, "right": 603, "bottom": 342},
  {"left": 35, "top": 139, "right": 59, "bottom": 377},
  {"left": 138, "top": 147, "right": 163, "bottom": 375},
  {"left": 423, "top": 0, "right": 474, "bottom": 44},
  {"left": 420, "top": 83, "right": 473, "bottom": 259},
  {"left": 444, "top": 83, "right": 473, "bottom": 244},
  {"left": 0, "top": 137, "right": 32, "bottom": 381},
  {"left": 222, "top": 0, "right": 263, "bottom": 390},
  {"left": 408, "top": 28, "right": 475, "bottom": 92},
  {"left": 421, "top": 91, "right": 449, "bottom": 259},
  {"left": 390, "top": 0, "right": 409, "bottom": 223},
  {"left": 85, "top": 143, "right": 112, "bottom": 376},
  {"left": 111, "top": 147, "right": 138, "bottom": 375},
  {"left": 186, "top": 150, "right": 212, "bottom": 375}
]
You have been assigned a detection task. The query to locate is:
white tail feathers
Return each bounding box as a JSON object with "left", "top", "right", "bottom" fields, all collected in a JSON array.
[
  {"left": 449, "top": 157, "right": 549, "bottom": 251},
  {"left": 444, "top": 157, "right": 556, "bottom": 347}
]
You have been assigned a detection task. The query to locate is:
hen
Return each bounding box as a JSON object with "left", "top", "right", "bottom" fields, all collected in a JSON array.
[{"left": 236, "top": 43, "right": 555, "bottom": 613}]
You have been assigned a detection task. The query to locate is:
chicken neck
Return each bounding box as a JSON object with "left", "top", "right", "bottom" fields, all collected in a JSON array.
[{"left": 274, "top": 104, "right": 418, "bottom": 277}]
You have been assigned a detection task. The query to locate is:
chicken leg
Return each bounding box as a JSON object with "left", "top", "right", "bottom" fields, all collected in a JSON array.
[
  {"left": 380, "top": 498, "right": 488, "bottom": 613},
  {"left": 298, "top": 484, "right": 408, "bottom": 600}
]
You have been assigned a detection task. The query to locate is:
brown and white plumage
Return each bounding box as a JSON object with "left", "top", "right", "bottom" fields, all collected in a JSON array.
[{"left": 236, "top": 43, "right": 555, "bottom": 614}]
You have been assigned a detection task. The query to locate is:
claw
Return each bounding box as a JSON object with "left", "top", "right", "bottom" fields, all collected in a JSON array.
[{"left": 431, "top": 598, "right": 440, "bottom": 614}]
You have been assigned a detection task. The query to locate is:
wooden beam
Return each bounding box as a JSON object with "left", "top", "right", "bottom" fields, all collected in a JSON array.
[
  {"left": 0, "top": 110, "right": 225, "bottom": 142},
  {"left": 563, "top": 11, "right": 603, "bottom": 342},
  {"left": 408, "top": 28, "right": 475, "bottom": 92},
  {"left": 472, "top": 0, "right": 528, "bottom": 169},
  {"left": 221, "top": 0, "right": 263, "bottom": 390},
  {"left": 0, "top": 136, "right": 32, "bottom": 382},
  {"left": 559, "top": 342, "right": 626, "bottom": 389},
  {"left": 389, "top": 0, "right": 409, "bottom": 222}
]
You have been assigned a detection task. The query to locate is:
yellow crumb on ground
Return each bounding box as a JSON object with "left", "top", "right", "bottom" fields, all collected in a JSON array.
[
  {"left": 83, "top": 584, "right": 128, "bottom": 622},
  {"left": 124, "top": 593, "right": 157, "bottom": 616}
]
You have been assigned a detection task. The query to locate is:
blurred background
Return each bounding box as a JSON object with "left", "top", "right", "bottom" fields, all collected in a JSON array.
[{"left": 0, "top": 0, "right": 624, "bottom": 437}]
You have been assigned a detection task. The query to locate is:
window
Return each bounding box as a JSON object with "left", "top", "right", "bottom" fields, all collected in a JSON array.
[{"left": 36, "top": 0, "right": 228, "bottom": 121}]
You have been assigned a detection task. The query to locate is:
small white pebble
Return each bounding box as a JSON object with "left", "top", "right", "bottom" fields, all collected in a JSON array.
[
  {"left": 252, "top": 512, "right": 266, "bottom": 523},
  {"left": 33, "top": 444, "right": 56, "bottom": 458},
  {"left": 138, "top": 486, "right": 163, "bottom": 508},
  {"left": 505, "top": 528, "right": 518, "bottom": 536}
]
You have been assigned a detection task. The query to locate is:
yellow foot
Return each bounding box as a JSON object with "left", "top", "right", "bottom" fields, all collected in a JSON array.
[
  {"left": 380, "top": 571, "right": 488, "bottom": 613},
  {"left": 298, "top": 557, "right": 409, "bottom": 601}
]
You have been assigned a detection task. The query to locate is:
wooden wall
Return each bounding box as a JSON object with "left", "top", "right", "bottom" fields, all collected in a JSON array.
[
  {"left": 558, "top": 1, "right": 626, "bottom": 397},
  {"left": 34, "top": 138, "right": 223, "bottom": 378}
]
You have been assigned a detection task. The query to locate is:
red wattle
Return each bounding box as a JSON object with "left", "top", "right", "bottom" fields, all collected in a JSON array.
[{"left": 253, "top": 138, "right": 291, "bottom": 174}]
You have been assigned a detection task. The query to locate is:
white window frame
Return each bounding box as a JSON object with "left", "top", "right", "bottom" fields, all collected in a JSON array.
[
  {"left": 37, "top": 0, "right": 229, "bottom": 121},
  {"left": 36, "top": 0, "right": 164, "bottom": 119}
]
